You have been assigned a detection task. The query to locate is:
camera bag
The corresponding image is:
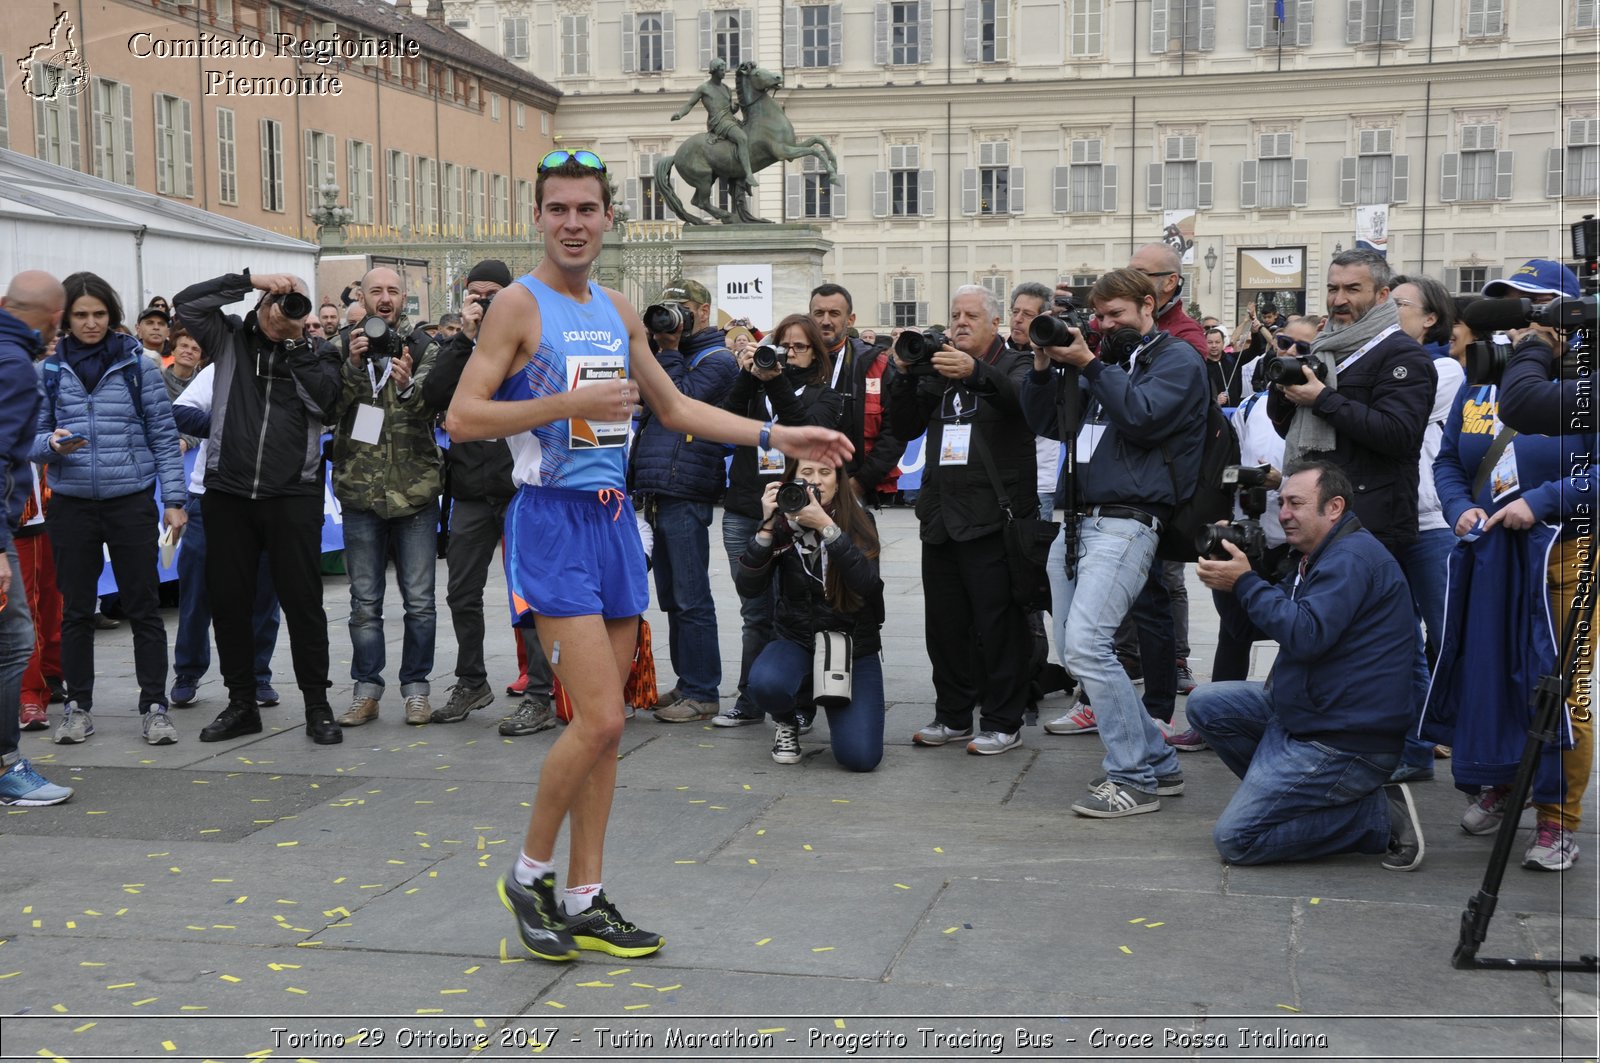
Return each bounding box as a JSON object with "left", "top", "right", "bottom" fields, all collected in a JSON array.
[
  {"left": 1155, "top": 398, "right": 1240, "bottom": 562},
  {"left": 974, "top": 432, "right": 1060, "bottom": 612},
  {"left": 813, "top": 630, "right": 854, "bottom": 709}
]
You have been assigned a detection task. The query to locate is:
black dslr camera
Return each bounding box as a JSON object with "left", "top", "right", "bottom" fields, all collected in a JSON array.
[
  {"left": 360, "top": 316, "right": 403, "bottom": 360},
  {"left": 752, "top": 343, "right": 788, "bottom": 371},
  {"left": 1195, "top": 464, "right": 1271, "bottom": 562},
  {"left": 643, "top": 302, "right": 694, "bottom": 334},
  {"left": 1264, "top": 350, "right": 1328, "bottom": 387},
  {"left": 894, "top": 329, "right": 948, "bottom": 378},
  {"left": 268, "top": 291, "right": 312, "bottom": 320},
  {"left": 1028, "top": 293, "right": 1094, "bottom": 348},
  {"left": 777, "top": 479, "right": 821, "bottom": 514}
]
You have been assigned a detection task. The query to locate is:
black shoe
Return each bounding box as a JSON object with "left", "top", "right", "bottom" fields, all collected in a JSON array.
[
  {"left": 1382, "top": 782, "right": 1425, "bottom": 872},
  {"left": 498, "top": 871, "right": 579, "bottom": 962},
  {"left": 46, "top": 677, "right": 66, "bottom": 705},
  {"left": 198, "top": 701, "right": 263, "bottom": 743},
  {"left": 563, "top": 891, "right": 664, "bottom": 958},
  {"left": 305, "top": 705, "right": 343, "bottom": 745}
]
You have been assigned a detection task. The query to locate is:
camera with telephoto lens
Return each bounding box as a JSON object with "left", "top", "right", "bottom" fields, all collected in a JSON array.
[
  {"left": 1464, "top": 217, "right": 1599, "bottom": 386},
  {"left": 752, "top": 343, "right": 788, "bottom": 371},
  {"left": 1194, "top": 464, "right": 1272, "bottom": 562},
  {"left": 643, "top": 301, "right": 694, "bottom": 335},
  {"left": 271, "top": 291, "right": 312, "bottom": 321},
  {"left": 1028, "top": 293, "right": 1094, "bottom": 348},
  {"left": 894, "top": 329, "right": 948, "bottom": 378},
  {"left": 777, "top": 479, "right": 821, "bottom": 515},
  {"left": 1264, "top": 351, "right": 1328, "bottom": 387},
  {"left": 361, "top": 315, "right": 402, "bottom": 360}
]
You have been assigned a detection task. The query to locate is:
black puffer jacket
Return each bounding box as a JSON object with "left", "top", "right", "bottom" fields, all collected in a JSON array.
[
  {"left": 420, "top": 330, "right": 516, "bottom": 504},
  {"left": 721, "top": 366, "right": 843, "bottom": 519},
  {"left": 735, "top": 512, "right": 884, "bottom": 657}
]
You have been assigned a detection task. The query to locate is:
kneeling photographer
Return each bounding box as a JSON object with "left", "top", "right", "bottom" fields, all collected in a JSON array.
[
  {"left": 1424, "top": 254, "right": 1594, "bottom": 873},
  {"left": 1189, "top": 461, "right": 1424, "bottom": 871},
  {"left": 736, "top": 456, "right": 885, "bottom": 771}
]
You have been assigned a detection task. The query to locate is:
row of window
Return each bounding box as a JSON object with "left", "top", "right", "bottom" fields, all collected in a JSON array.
[
  {"left": 625, "top": 122, "right": 1600, "bottom": 222},
  {"left": 554, "top": 0, "right": 1578, "bottom": 76}
]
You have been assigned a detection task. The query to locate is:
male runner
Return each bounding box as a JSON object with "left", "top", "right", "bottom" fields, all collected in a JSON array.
[{"left": 445, "top": 149, "right": 850, "bottom": 960}]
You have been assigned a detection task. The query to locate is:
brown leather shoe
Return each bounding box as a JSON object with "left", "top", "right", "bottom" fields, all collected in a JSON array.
[
  {"left": 337, "top": 697, "right": 380, "bottom": 727},
  {"left": 404, "top": 694, "right": 432, "bottom": 726}
]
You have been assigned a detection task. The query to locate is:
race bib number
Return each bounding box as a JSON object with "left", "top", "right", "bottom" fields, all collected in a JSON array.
[{"left": 568, "top": 355, "right": 628, "bottom": 449}]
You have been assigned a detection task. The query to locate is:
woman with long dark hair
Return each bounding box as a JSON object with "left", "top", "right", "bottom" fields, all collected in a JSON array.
[
  {"left": 33, "top": 271, "right": 187, "bottom": 745},
  {"left": 699, "top": 312, "right": 843, "bottom": 728},
  {"left": 736, "top": 454, "right": 884, "bottom": 770}
]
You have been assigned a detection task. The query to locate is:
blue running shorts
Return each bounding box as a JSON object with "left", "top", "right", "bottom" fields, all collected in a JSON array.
[{"left": 503, "top": 485, "right": 650, "bottom": 621}]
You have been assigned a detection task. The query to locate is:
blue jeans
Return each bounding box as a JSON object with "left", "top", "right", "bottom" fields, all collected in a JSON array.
[
  {"left": 342, "top": 505, "right": 437, "bottom": 699},
  {"left": 1187, "top": 681, "right": 1398, "bottom": 865},
  {"left": 1, "top": 546, "right": 34, "bottom": 761},
  {"left": 651, "top": 498, "right": 720, "bottom": 701},
  {"left": 1397, "top": 528, "right": 1453, "bottom": 770},
  {"left": 1053, "top": 516, "right": 1181, "bottom": 793},
  {"left": 174, "top": 495, "right": 280, "bottom": 687},
  {"left": 721, "top": 510, "right": 775, "bottom": 714},
  {"left": 747, "top": 637, "right": 884, "bottom": 772}
]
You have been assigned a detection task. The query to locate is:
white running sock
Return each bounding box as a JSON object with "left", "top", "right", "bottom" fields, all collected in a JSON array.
[
  {"left": 562, "top": 882, "right": 602, "bottom": 916},
  {"left": 514, "top": 852, "right": 554, "bottom": 886}
]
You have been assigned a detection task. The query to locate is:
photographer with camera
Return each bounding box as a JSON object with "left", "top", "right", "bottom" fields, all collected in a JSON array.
[
  {"left": 810, "top": 284, "right": 906, "bottom": 505},
  {"left": 1187, "top": 460, "right": 1425, "bottom": 869},
  {"left": 323, "top": 266, "right": 442, "bottom": 728},
  {"left": 630, "top": 279, "right": 739, "bottom": 724},
  {"left": 170, "top": 268, "right": 344, "bottom": 744},
  {"left": 1019, "top": 269, "right": 1206, "bottom": 816},
  {"left": 1423, "top": 256, "right": 1594, "bottom": 872},
  {"left": 712, "top": 313, "right": 843, "bottom": 729},
  {"left": 736, "top": 456, "right": 885, "bottom": 769},
  {"left": 890, "top": 285, "right": 1036, "bottom": 756},
  {"left": 1466, "top": 259, "right": 1590, "bottom": 436}
]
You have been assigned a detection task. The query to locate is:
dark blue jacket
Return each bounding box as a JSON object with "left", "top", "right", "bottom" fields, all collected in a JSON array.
[
  {"left": 0, "top": 309, "right": 43, "bottom": 551},
  {"left": 1232, "top": 513, "right": 1416, "bottom": 754},
  {"left": 1496, "top": 333, "right": 1594, "bottom": 435},
  {"left": 631, "top": 327, "right": 738, "bottom": 502}
]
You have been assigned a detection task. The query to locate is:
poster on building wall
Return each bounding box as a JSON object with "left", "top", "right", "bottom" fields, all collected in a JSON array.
[
  {"left": 715, "top": 264, "right": 774, "bottom": 332},
  {"left": 1161, "top": 209, "right": 1197, "bottom": 266},
  {"left": 1237, "top": 248, "right": 1306, "bottom": 290},
  {"left": 1356, "top": 205, "right": 1390, "bottom": 257}
]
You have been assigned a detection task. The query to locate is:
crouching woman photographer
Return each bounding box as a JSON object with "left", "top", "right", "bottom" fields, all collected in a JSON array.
[{"left": 737, "top": 457, "right": 885, "bottom": 770}]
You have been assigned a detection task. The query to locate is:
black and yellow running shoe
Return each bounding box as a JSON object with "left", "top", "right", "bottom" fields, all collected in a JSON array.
[{"left": 563, "top": 892, "right": 665, "bottom": 958}]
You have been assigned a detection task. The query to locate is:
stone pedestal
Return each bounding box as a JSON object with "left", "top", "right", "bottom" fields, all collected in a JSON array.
[{"left": 672, "top": 223, "right": 833, "bottom": 330}]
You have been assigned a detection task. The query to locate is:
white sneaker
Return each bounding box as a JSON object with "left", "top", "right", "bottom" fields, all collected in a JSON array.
[
  {"left": 142, "top": 706, "right": 178, "bottom": 746},
  {"left": 1524, "top": 820, "right": 1579, "bottom": 871},
  {"left": 966, "top": 730, "right": 1021, "bottom": 755}
]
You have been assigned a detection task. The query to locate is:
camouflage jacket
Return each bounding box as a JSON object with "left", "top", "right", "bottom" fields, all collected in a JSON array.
[{"left": 322, "top": 315, "right": 442, "bottom": 519}]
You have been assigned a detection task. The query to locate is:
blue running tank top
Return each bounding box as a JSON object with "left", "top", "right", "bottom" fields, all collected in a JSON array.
[{"left": 495, "top": 274, "right": 632, "bottom": 492}]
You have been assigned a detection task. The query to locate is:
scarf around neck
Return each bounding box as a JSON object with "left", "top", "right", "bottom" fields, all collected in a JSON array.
[{"left": 1283, "top": 298, "right": 1401, "bottom": 468}]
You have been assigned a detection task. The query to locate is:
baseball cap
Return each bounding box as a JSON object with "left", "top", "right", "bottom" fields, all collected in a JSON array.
[
  {"left": 658, "top": 278, "right": 711, "bottom": 305},
  {"left": 1482, "top": 259, "right": 1581, "bottom": 299},
  {"left": 137, "top": 305, "right": 170, "bottom": 324}
]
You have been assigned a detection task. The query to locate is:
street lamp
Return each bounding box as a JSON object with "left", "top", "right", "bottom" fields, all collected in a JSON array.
[{"left": 1203, "top": 245, "right": 1218, "bottom": 292}]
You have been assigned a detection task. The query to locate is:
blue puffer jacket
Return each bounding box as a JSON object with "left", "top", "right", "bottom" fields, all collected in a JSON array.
[
  {"left": 630, "top": 327, "right": 739, "bottom": 502},
  {"left": 32, "top": 332, "right": 186, "bottom": 505}
]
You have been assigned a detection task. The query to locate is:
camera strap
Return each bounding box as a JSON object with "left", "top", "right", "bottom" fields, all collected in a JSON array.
[
  {"left": 1471, "top": 425, "right": 1519, "bottom": 501},
  {"left": 365, "top": 356, "right": 394, "bottom": 398}
]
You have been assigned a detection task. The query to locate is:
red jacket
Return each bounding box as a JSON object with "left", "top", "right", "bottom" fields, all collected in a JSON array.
[{"left": 1157, "top": 297, "right": 1207, "bottom": 358}]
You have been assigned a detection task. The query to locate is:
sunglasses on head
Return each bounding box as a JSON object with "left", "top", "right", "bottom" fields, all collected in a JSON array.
[
  {"left": 1276, "top": 335, "right": 1312, "bottom": 355},
  {"left": 538, "top": 149, "right": 606, "bottom": 174}
]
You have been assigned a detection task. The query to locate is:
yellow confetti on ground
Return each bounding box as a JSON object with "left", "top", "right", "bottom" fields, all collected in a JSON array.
[
  {"left": 943, "top": 926, "right": 960, "bottom": 934},
  {"left": 499, "top": 938, "right": 509, "bottom": 961},
  {"left": 894, "top": 884, "right": 910, "bottom": 890},
  {"left": 674, "top": 860, "right": 696, "bottom": 865},
  {"left": 933, "top": 846, "right": 945, "bottom": 853},
  {"left": 1119, "top": 946, "right": 1132, "bottom": 955},
  {"left": 543, "top": 1001, "right": 566, "bottom": 1009},
  {"left": 1310, "top": 897, "right": 1321, "bottom": 905},
  {"left": 162, "top": 1040, "right": 176, "bottom": 1051},
  {"left": 811, "top": 946, "right": 835, "bottom": 953},
  {"left": 742, "top": 784, "right": 752, "bottom": 790},
  {"left": 416, "top": 1008, "right": 444, "bottom": 1014},
  {"left": 803, "top": 844, "right": 813, "bottom": 851},
  {"left": 295, "top": 941, "right": 322, "bottom": 948},
  {"left": 623, "top": 1004, "right": 650, "bottom": 1011},
  {"left": 630, "top": 981, "right": 655, "bottom": 989},
  {"left": 131, "top": 997, "right": 158, "bottom": 1006},
  {"left": 463, "top": 965, "right": 481, "bottom": 975},
  {"left": 1129, "top": 917, "right": 1146, "bottom": 924},
  {"left": 218, "top": 975, "right": 241, "bottom": 983},
  {"left": 755, "top": 829, "right": 766, "bottom": 836},
  {"left": 198, "top": 829, "right": 221, "bottom": 835},
  {"left": 1277, "top": 1003, "right": 1302, "bottom": 1013},
  {"left": 73, "top": 1022, "right": 96, "bottom": 1033},
  {"left": 747, "top": 858, "right": 758, "bottom": 865},
  {"left": 106, "top": 982, "right": 135, "bottom": 989},
  {"left": 1146, "top": 922, "right": 1165, "bottom": 928},
  {"left": 758, "top": 1027, "right": 785, "bottom": 1035},
  {"left": 577, "top": 981, "right": 613, "bottom": 988},
  {"left": 0, "top": 971, "right": 19, "bottom": 979},
  {"left": 755, "top": 938, "right": 771, "bottom": 946},
  {"left": 79, "top": 962, "right": 104, "bottom": 967},
  {"left": 835, "top": 1019, "right": 847, "bottom": 1029},
  {"left": 180, "top": 1006, "right": 207, "bottom": 1011},
  {"left": 655, "top": 984, "right": 681, "bottom": 992},
  {"left": 441, "top": 989, "right": 467, "bottom": 995},
  {"left": 51, "top": 1005, "right": 67, "bottom": 1013},
  {"left": 276, "top": 841, "right": 298, "bottom": 847}
]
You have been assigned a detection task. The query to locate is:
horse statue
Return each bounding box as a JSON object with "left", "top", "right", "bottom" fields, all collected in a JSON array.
[{"left": 654, "top": 63, "right": 839, "bottom": 225}]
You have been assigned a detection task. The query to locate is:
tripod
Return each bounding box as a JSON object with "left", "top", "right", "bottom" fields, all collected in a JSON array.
[{"left": 1452, "top": 530, "right": 1600, "bottom": 973}]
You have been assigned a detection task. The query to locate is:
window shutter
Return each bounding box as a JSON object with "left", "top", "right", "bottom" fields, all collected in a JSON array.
[
  {"left": 1345, "top": 0, "right": 1364, "bottom": 43},
  {"left": 1295, "top": 1, "right": 1315, "bottom": 45},
  {"left": 872, "top": 169, "right": 890, "bottom": 217},
  {"left": 1053, "top": 165, "right": 1071, "bottom": 213},
  {"left": 1146, "top": 163, "right": 1163, "bottom": 211},
  {"left": 741, "top": 8, "right": 754, "bottom": 61},
  {"left": 783, "top": 6, "right": 799, "bottom": 67},
  {"left": 624, "top": 176, "right": 640, "bottom": 219},
  {"left": 259, "top": 119, "right": 271, "bottom": 207},
  {"left": 1581, "top": 0, "right": 1599, "bottom": 29},
  {"left": 622, "top": 13, "right": 636, "bottom": 73},
  {"left": 1443, "top": 267, "right": 1459, "bottom": 293},
  {"left": 919, "top": 168, "right": 936, "bottom": 215},
  {"left": 698, "top": 10, "right": 712, "bottom": 68},
  {"left": 874, "top": 2, "right": 890, "bottom": 64},
  {"left": 662, "top": 14, "right": 676, "bottom": 70},
  {"left": 786, "top": 173, "right": 802, "bottom": 218},
  {"left": 1246, "top": 0, "right": 1266, "bottom": 48},
  {"left": 1494, "top": 149, "right": 1514, "bottom": 200},
  {"left": 1237, "top": 159, "right": 1257, "bottom": 209},
  {"left": 1198, "top": 0, "right": 1217, "bottom": 50},
  {"left": 832, "top": 174, "right": 848, "bottom": 218},
  {"left": 1466, "top": 0, "right": 1485, "bottom": 36},
  {"left": 963, "top": 0, "right": 981, "bottom": 61},
  {"left": 1196, "top": 160, "right": 1213, "bottom": 209},
  {"left": 119, "top": 83, "right": 134, "bottom": 185},
  {"left": 1392, "top": 154, "right": 1409, "bottom": 202},
  {"left": 1546, "top": 146, "right": 1564, "bottom": 198},
  {"left": 830, "top": 5, "right": 844, "bottom": 64},
  {"left": 961, "top": 166, "right": 978, "bottom": 215},
  {"left": 919, "top": 0, "right": 934, "bottom": 63},
  {"left": 180, "top": 98, "right": 193, "bottom": 196},
  {"left": 33, "top": 96, "right": 45, "bottom": 164},
  {"left": 916, "top": 301, "right": 928, "bottom": 323},
  {"left": 1488, "top": 266, "right": 1504, "bottom": 281},
  {"left": 1150, "top": 0, "right": 1168, "bottom": 52},
  {"left": 154, "top": 98, "right": 169, "bottom": 194},
  {"left": 1103, "top": 163, "right": 1118, "bottom": 212},
  {"left": 90, "top": 83, "right": 105, "bottom": 179},
  {"left": 67, "top": 91, "right": 79, "bottom": 171},
  {"left": 1396, "top": 0, "right": 1415, "bottom": 39},
  {"left": 348, "top": 145, "right": 359, "bottom": 218},
  {"left": 1439, "top": 152, "right": 1459, "bottom": 202},
  {"left": 1290, "top": 157, "right": 1308, "bottom": 207},
  {"left": 303, "top": 128, "right": 315, "bottom": 214},
  {"left": 1339, "top": 155, "right": 1357, "bottom": 205},
  {"left": 1009, "top": 166, "right": 1025, "bottom": 214}
]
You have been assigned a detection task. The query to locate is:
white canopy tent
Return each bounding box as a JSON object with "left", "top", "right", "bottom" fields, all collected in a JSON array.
[{"left": 0, "top": 148, "right": 319, "bottom": 316}]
